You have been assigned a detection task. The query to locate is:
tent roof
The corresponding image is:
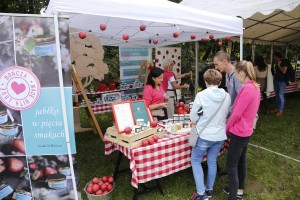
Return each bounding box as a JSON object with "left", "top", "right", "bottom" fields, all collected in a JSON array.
[
  {"left": 46, "top": 0, "right": 243, "bottom": 47},
  {"left": 181, "top": 0, "right": 300, "bottom": 45}
]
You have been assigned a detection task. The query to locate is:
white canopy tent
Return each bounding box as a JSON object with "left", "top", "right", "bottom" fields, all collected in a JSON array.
[
  {"left": 180, "top": 0, "right": 300, "bottom": 45},
  {"left": 46, "top": 0, "right": 243, "bottom": 47}
]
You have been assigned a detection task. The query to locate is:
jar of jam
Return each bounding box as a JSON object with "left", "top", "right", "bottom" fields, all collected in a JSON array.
[{"left": 33, "top": 35, "right": 56, "bottom": 56}]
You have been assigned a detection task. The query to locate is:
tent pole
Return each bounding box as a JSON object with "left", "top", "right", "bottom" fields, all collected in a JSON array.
[
  {"left": 270, "top": 43, "right": 274, "bottom": 66},
  {"left": 285, "top": 45, "right": 288, "bottom": 58},
  {"left": 251, "top": 41, "right": 255, "bottom": 62},
  {"left": 53, "top": 12, "right": 79, "bottom": 200},
  {"left": 240, "top": 35, "right": 243, "bottom": 61},
  {"left": 195, "top": 41, "right": 198, "bottom": 95}
]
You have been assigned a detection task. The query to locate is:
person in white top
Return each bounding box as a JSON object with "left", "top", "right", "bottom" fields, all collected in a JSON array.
[
  {"left": 162, "top": 59, "right": 191, "bottom": 118},
  {"left": 189, "top": 69, "right": 231, "bottom": 200},
  {"left": 253, "top": 55, "right": 268, "bottom": 114}
]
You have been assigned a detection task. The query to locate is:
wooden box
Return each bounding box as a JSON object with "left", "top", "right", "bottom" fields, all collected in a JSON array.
[{"left": 106, "top": 126, "right": 157, "bottom": 149}]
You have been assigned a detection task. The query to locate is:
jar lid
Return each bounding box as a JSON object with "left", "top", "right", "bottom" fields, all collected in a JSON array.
[{"left": 33, "top": 35, "right": 55, "bottom": 43}]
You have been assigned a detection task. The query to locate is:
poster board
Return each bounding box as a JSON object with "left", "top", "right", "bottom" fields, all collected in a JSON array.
[
  {"left": 131, "top": 100, "right": 151, "bottom": 125},
  {"left": 111, "top": 101, "right": 135, "bottom": 133},
  {"left": 0, "top": 14, "right": 79, "bottom": 199}
]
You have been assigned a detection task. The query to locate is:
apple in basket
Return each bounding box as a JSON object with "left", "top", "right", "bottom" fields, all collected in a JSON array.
[
  {"left": 124, "top": 127, "right": 132, "bottom": 134},
  {"left": 179, "top": 101, "right": 184, "bottom": 107},
  {"left": 86, "top": 176, "right": 115, "bottom": 195}
]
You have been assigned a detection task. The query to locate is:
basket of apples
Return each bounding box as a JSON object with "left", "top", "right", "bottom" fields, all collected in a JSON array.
[
  {"left": 84, "top": 176, "right": 115, "bottom": 200},
  {"left": 176, "top": 101, "right": 189, "bottom": 114}
]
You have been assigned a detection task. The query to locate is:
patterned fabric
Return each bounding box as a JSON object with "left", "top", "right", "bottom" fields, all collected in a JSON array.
[{"left": 104, "top": 133, "right": 229, "bottom": 188}]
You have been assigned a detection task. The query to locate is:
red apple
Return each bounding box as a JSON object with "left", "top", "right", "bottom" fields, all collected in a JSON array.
[
  {"left": 96, "top": 190, "right": 103, "bottom": 195},
  {"left": 8, "top": 158, "right": 24, "bottom": 173},
  {"left": 209, "top": 34, "right": 214, "bottom": 39},
  {"left": 101, "top": 183, "right": 107, "bottom": 191},
  {"left": 92, "top": 184, "right": 100, "bottom": 192},
  {"left": 88, "top": 182, "right": 94, "bottom": 188},
  {"left": 105, "top": 182, "right": 110, "bottom": 185},
  {"left": 124, "top": 127, "right": 132, "bottom": 134},
  {"left": 103, "top": 191, "right": 108, "bottom": 194},
  {"left": 92, "top": 177, "right": 99, "bottom": 184},
  {"left": 190, "top": 34, "right": 196, "bottom": 40},
  {"left": 108, "top": 176, "right": 114, "bottom": 183},
  {"left": 98, "top": 180, "right": 104, "bottom": 186},
  {"left": 140, "top": 25, "right": 146, "bottom": 31},
  {"left": 100, "top": 24, "right": 107, "bottom": 31},
  {"left": 0, "top": 164, "right": 6, "bottom": 173},
  {"left": 122, "top": 34, "right": 129, "bottom": 40},
  {"left": 173, "top": 32, "right": 179, "bottom": 38},
  {"left": 153, "top": 39, "right": 158, "bottom": 44},
  {"left": 179, "top": 102, "right": 185, "bottom": 107},
  {"left": 148, "top": 137, "right": 154, "bottom": 145},
  {"left": 217, "top": 41, "right": 222, "bottom": 46},
  {"left": 32, "top": 169, "right": 43, "bottom": 180},
  {"left": 86, "top": 186, "right": 93, "bottom": 194},
  {"left": 201, "top": 37, "right": 206, "bottom": 43},
  {"left": 152, "top": 135, "right": 159, "bottom": 142},
  {"left": 150, "top": 121, "right": 158, "bottom": 128},
  {"left": 29, "top": 163, "right": 38, "bottom": 172},
  {"left": 142, "top": 139, "right": 149, "bottom": 146},
  {"left": 175, "top": 103, "right": 180, "bottom": 108},
  {"left": 225, "top": 36, "right": 231, "bottom": 41},
  {"left": 11, "top": 139, "right": 25, "bottom": 154},
  {"left": 102, "top": 176, "right": 108, "bottom": 182},
  {"left": 79, "top": 32, "right": 86, "bottom": 39},
  {"left": 107, "top": 183, "right": 113, "bottom": 191},
  {"left": 44, "top": 167, "right": 57, "bottom": 176}
]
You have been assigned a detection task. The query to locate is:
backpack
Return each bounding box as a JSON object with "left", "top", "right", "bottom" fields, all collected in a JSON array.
[{"left": 282, "top": 59, "right": 295, "bottom": 85}]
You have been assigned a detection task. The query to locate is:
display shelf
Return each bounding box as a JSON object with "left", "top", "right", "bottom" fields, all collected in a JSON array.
[{"left": 72, "top": 86, "right": 144, "bottom": 95}]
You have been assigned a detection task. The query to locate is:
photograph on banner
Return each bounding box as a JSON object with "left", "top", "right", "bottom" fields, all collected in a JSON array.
[
  {"left": 12, "top": 17, "right": 72, "bottom": 87},
  {"left": 28, "top": 154, "right": 80, "bottom": 199},
  {"left": 0, "top": 16, "right": 14, "bottom": 71},
  {"left": 0, "top": 102, "right": 25, "bottom": 156},
  {"left": 0, "top": 156, "right": 31, "bottom": 199},
  {"left": 21, "top": 88, "right": 76, "bottom": 156},
  {"left": 155, "top": 47, "right": 182, "bottom": 97}
]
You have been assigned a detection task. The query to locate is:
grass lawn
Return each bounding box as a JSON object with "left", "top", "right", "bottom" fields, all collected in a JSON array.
[{"left": 75, "top": 92, "right": 300, "bottom": 200}]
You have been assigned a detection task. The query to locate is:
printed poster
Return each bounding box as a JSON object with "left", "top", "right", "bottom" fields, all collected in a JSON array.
[{"left": 0, "top": 15, "right": 80, "bottom": 199}]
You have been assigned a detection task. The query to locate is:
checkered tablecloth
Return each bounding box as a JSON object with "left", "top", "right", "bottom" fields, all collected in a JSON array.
[
  {"left": 104, "top": 133, "right": 229, "bottom": 188},
  {"left": 90, "top": 103, "right": 112, "bottom": 114},
  {"left": 267, "top": 80, "right": 300, "bottom": 98}
]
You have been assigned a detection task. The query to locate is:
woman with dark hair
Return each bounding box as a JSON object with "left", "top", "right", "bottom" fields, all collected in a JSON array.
[
  {"left": 142, "top": 67, "right": 168, "bottom": 121},
  {"left": 254, "top": 55, "right": 268, "bottom": 114}
]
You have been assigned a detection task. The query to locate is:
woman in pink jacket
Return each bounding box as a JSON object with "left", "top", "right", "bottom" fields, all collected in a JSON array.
[{"left": 224, "top": 61, "right": 260, "bottom": 200}]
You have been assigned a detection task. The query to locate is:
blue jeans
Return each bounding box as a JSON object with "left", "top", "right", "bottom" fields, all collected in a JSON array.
[
  {"left": 274, "top": 81, "right": 286, "bottom": 112},
  {"left": 191, "top": 138, "right": 224, "bottom": 194}
]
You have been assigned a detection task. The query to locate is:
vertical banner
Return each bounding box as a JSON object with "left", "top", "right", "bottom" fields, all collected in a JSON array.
[
  {"left": 0, "top": 15, "right": 79, "bottom": 199},
  {"left": 155, "top": 47, "right": 182, "bottom": 97}
]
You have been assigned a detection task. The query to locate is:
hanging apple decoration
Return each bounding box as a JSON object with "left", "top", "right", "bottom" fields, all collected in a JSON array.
[
  {"left": 122, "top": 34, "right": 129, "bottom": 41},
  {"left": 79, "top": 32, "right": 86, "bottom": 39},
  {"left": 225, "top": 36, "right": 231, "bottom": 41},
  {"left": 209, "top": 34, "right": 214, "bottom": 39},
  {"left": 140, "top": 25, "right": 146, "bottom": 31},
  {"left": 153, "top": 39, "right": 158, "bottom": 44},
  {"left": 201, "top": 37, "right": 206, "bottom": 43},
  {"left": 173, "top": 32, "right": 179, "bottom": 38},
  {"left": 190, "top": 34, "right": 196, "bottom": 40},
  {"left": 217, "top": 41, "right": 222, "bottom": 46},
  {"left": 100, "top": 24, "right": 107, "bottom": 31}
]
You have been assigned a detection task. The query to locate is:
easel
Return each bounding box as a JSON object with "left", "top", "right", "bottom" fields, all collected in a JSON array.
[
  {"left": 137, "top": 60, "right": 150, "bottom": 85},
  {"left": 71, "top": 65, "right": 104, "bottom": 140}
]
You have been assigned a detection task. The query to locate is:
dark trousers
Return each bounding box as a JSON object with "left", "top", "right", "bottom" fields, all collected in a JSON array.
[
  {"left": 155, "top": 108, "right": 168, "bottom": 121},
  {"left": 227, "top": 134, "right": 251, "bottom": 200}
]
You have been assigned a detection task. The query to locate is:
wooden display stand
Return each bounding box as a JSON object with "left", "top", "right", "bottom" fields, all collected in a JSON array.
[
  {"left": 137, "top": 60, "right": 151, "bottom": 85},
  {"left": 106, "top": 126, "right": 157, "bottom": 149},
  {"left": 72, "top": 65, "right": 104, "bottom": 140}
]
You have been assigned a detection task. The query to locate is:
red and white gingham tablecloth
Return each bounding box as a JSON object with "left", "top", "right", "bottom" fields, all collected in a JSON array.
[{"left": 104, "top": 133, "right": 229, "bottom": 188}]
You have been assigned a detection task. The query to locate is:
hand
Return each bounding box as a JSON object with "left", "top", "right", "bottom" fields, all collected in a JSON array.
[
  {"left": 164, "top": 96, "right": 169, "bottom": 101},
  {"left": 160, "top": 103, "right": 168, "bottom": 108},
  {"left": 183, "top": 83, "right": 189, "bottom": 89}
]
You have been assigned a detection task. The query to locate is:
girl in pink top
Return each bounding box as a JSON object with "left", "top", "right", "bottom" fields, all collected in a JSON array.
[
  {"left": 142, "top": 67, "right": 168, "bottom": 120},
  {"left": 224, "top": 61, "right": 260, "bottom": 200}
]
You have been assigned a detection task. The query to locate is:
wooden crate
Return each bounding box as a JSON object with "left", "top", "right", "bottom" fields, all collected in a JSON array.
[{"left": 106, "top": 126, "right": 157, "bottom": 149}]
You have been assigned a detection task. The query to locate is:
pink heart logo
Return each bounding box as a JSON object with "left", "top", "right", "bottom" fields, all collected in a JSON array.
[{"left": 11, "top": 82, "right": 26, "bottom": 95}]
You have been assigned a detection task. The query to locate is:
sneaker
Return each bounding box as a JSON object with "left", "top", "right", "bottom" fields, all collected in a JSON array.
[
  {"left": 276, "top": 111, "right": 283, "bottom": 116},
  {"left": 205, "top": 189, "right": 213, "bottom": 198},
  {"left": 191, "top": 192, "right": 209, "bottom": 200},
  {"left": 222, "top": 187, "right": 243, "bottom": 200}
]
